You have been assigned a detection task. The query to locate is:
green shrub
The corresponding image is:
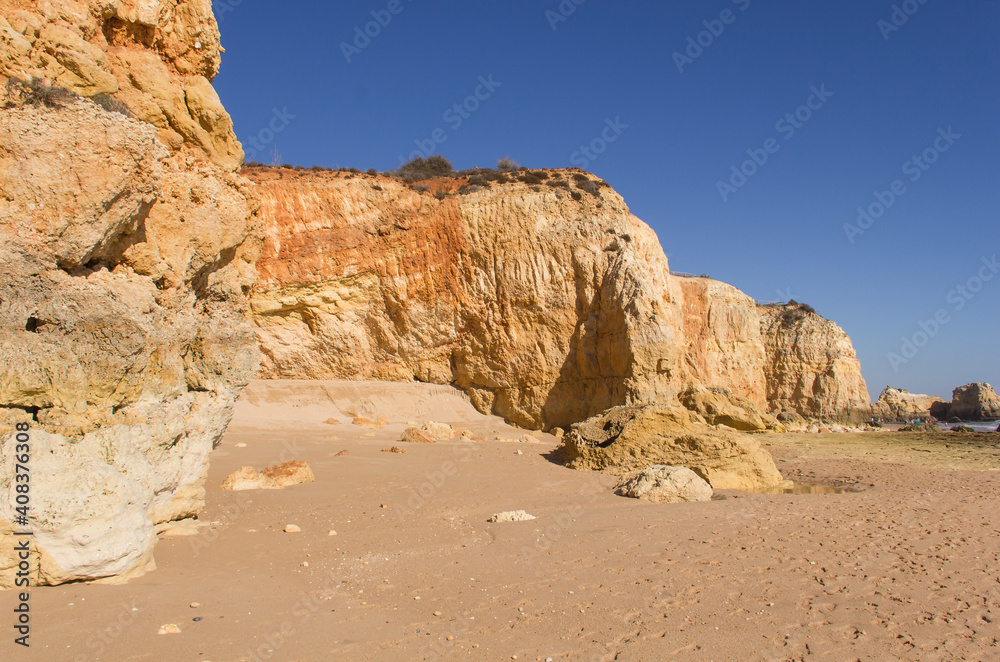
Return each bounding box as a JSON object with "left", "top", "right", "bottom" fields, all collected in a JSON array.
[
  {"left": 468, "top": 175, "right": 488, "bottom": 186},
  {"left": 367, "top": 168, "right": 378, "bottom": 176},
  {"left": 519, "top": 173, "right": 543, "bottom": 185},
  {"left": 457, "top": 184, "right": 483, "bottom": 195},
  {"left": 397, "top": 155, "right": 453, "bottom": 180},
  {"left": 546, "top": 179, "right": 570, "bottom": 188},
  {"left": 572, "top": 173, "right": 588, "bottom": 182},
  {"left": 532, "top": 170, "right": 550, "bottom": 180},
  {"left": 412, "top": 184, "right": 430, "bottom": 193},
  {"left": 571, "top": 191, "right": 583, "bottom": 201},
  {"left": 372, "top": 184, "right": 383, "bottom": 191},
  {"left": 577, "top": 180, "right": 600, "bottom": 196},
  {"left": 434, "top": 190, "right": 448, "bottom": 200},
  {"left": 497, "top": 156, "right": 519, "bottom": 172}
]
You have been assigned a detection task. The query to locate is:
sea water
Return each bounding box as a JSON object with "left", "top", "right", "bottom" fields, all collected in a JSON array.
[{"left": 936, "top": 420, "right": 1000, "bottom": 432}]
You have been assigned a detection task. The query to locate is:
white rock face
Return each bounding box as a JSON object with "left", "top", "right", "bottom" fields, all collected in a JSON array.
[{"left": 615, "top": 465, "right": 713, "bottom": 504}]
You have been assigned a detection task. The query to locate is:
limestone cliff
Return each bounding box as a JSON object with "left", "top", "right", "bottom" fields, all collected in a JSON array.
[
  {"left": 248, "top": 169, "right": 862, "bottom": 429},
  {"left": 0, "top": 0, "right": 258, "bottom": 587},
  {"left": 758, "top": 303, "right": 870, "bottom": 420}
]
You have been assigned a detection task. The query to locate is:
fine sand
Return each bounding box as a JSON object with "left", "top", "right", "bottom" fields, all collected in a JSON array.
[{"left": 7, "top": 380, "right": 1000, "bottom": 661}]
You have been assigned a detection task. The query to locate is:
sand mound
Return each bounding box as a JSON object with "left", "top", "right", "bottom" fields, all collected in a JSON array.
[{"left": 558, "top": 404, "right": 784, "bottom": 491}]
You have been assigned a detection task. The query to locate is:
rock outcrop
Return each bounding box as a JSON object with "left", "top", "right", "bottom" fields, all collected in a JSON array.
[
  {"left": 758, "top": 303, "right": 870, "bottom": 421},
  {"left": 249, "top": 169, "right": 866, "bottom": 428},
  {"left": 930, "top": 383, "right": 1000, "bottom": 422},
  {"left": 557, "top": 404, "right": 784, "bottom": 491},
  {"left": 871, "top": 386, "right": 943, "bottom": 423},
  {"left": 1, "top": 0, "right": 258, "bottom": 587}
]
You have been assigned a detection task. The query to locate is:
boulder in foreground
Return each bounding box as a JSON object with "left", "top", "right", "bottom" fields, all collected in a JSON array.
[
  {"left": 557, "top": 404, "right": 784, "bottom": 491},
  {"left": 615, "top": 465, "right": 713, "bottom": 503}
]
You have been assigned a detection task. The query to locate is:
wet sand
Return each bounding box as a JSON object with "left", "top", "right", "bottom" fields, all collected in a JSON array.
[{"left": 6, "top": 381, "right": 1000, "bottom": 661}]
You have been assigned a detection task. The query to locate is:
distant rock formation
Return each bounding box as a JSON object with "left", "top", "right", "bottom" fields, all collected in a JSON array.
[
  {"left": 0, "top": 0, "right": 258, "bottom": 587},
  {"left": 871, "top": 386, "right": 944, "bottom": 423},
  {"left": 930, "top": 383, "right": 1000, "bottom": 422},
  {"left": 758, "top": 303, "right": 870, "bottom": 421},
  {"left": 247, "top": 168, "right": 869, "bottom": 428}
]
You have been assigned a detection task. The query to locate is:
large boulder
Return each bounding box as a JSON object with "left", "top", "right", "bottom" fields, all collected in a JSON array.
[
  {"left": 615, "top": 465, "right": 712, "bottom": 503},
  {"left": 557, "top": 404, "right": 784, "bottom": 491}
]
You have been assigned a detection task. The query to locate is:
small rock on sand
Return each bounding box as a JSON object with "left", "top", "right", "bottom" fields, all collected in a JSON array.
[
  {"left": 400, "top": 427, "right": 437, "bottom": 444},
  {"left": 324, "top": 418, "right": 340, "bottom": 425},
  {"left": 157, "top": 624, "right": 181, "bottom": 635},
  {"left": 420, "top": 421, "right": 454, "bottom": 440},
  {"left": 335, "top": 450, "right": 351, "bottom": 457},
  {"left": 353, "top": 415, "right": 389, "bottom": 429},
  {"left": 220, "top": 466, "right": 282, "bottom": 491},
  {"left": 261, "top": 460, "right": 315, "bottom": 487},
  {"left": 284, "top": 524, "right": 301, "bottom": 533},
  {"left": 382, "top": 446, "right": 407, "bottom": 453},
  {"left": 488, "top": 510, "right": 537, "bottom": 523}
]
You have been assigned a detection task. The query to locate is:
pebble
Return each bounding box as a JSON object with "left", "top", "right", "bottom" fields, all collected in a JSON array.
[
  {"left": 302, "top": 561, "right": 309, "bottom": 567},
  {"left": 157, "top": 624, "right": 181, "bottom": 635},
  {"left": 284, "top": 524, "right": 301, "bottom": 533},
  {"left": 328, "top": 530, "right": 337, "bottom": 536},
  {"left": 433, "top": 611, "right": 442, "bottom": 616},
  {"left": 235, "top": 443, "right": 247, "bottom": 448},
  {"left": 193, "top": 617, "right": 203, "bottom": 622},
  {"left": 514, "top": 450, "right": 522, "bottom": 455},
  {"left": 446, "top": 635, "right": 455, "bottom": 641},
  {"left": 189, "top": 602, "right": 200, "bottom": 608}
]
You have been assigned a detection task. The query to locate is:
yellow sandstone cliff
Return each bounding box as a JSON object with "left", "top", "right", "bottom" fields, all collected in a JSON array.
[{"left": 247, "top": 168, "right": 870, "bottom": 428}]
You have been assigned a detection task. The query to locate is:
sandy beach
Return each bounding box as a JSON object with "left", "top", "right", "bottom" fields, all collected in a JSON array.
[{"left": 6, "top": 380, "right": 999, "bottom": 662}]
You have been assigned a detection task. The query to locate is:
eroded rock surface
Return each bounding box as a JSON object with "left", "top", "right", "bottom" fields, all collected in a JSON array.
[
  {"left": 615, "top": 465, "right": 713, "bottom": 503},
  {"left": 0, "top": 0, "right": 258, "bottom": 587},
  {"left": 249, "top": 169, "right": 867, "bottom": 429},
  {"left": 931, "top": 383, "right": 1000, "bottom": 422},
  {"left": 758, "top": 303, "right": 870, "bottom": 421},
  {"left": 557, "top": 404, "right": 784, "bottom": 491},
  {"left": 871, "top": 386, "right": 944, "bottom": 423}
]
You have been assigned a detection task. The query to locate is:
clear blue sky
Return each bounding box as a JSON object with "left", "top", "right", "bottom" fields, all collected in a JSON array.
[{"left": 213, "top": 0, "right": 1000, "bottom": 401}]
